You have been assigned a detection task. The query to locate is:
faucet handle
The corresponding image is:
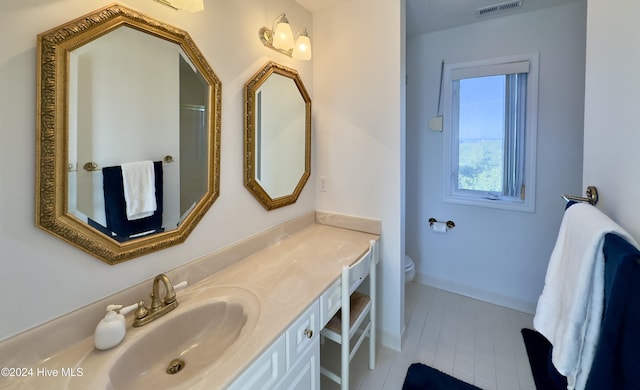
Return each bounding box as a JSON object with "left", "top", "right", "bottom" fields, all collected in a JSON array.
[
  {"left": 119, "top": 302, "right": 139, "bottom": 316},
  {"left": 134, "top": 300, "right": 148, "bottom": 320},
  {"left": 105, "top": 303, "right": 138, "bottom": 316},
  {"left": 173, "top": 281, "right": 188, "bottom": 292}
]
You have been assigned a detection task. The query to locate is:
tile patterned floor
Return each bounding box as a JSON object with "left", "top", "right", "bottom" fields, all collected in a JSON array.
[{"left": 320, "top": 282, "right": 536, "bottom": 389}]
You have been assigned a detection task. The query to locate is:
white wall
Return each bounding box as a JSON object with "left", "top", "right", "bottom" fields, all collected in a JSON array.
[
  {"left": 583, "top": 0, "right": 640, "bottom": 239},
  {"left": 406, "top": 1, "right": 587, "bottom": 312},
  {"left": 313, "top": 0, "right": 405, "bottom": 349},
  {"left": 257, "top": 73, "right": 306, "bottom": 198},
  {"left": 71, "top": 27, "right": 180, "bottom": 226},
  {"left": 0, "top": 0, "right": 314, "bottom": 341}
]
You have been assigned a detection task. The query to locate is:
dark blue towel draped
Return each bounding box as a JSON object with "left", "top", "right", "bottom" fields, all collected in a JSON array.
[
  {"left": 523, "top": 209, "right": 640, "bottom": 390},
  {"left": 585, "top": 233, "right": 640, "bottom": 389},
  {"left": 101, "top": 161, "right": 163, "bottom": 239}
]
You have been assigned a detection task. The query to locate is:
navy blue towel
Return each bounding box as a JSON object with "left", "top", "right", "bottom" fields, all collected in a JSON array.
[
  {"left": 585, "top": 233, "right": 640, "bottom": 389},
  {"left": 521, "top": 328, "right": 567, "bottom": 390},
  {"left": 565, "top": 200, "right": 578, "bottom": 210},
  {"left": 402, "top": 363, "right": 481, "bottom": 390},
  {"left": 102, "top": 161, "right": 163, "bottom": 238}
]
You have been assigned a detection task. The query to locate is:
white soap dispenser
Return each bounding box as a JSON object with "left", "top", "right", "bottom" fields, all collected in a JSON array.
[{"left": 94, "top": 303, "right": 137, "bottom": 350}]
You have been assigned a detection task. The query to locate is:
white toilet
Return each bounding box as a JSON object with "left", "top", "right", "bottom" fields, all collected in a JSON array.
[{"left": 404, "top": 254, "right": 416, "bottom": 284}]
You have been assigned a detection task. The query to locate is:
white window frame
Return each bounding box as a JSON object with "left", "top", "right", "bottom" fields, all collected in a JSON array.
[{"left": 442, "top": 53, "right": 539, "bottom": 212}]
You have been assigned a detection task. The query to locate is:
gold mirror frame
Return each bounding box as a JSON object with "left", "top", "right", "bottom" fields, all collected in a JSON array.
[
  {"left": 36, "top": 3, "right": 222, "bottom": 264},
  {"left": 244, "top": 61, "right": 311, "bottom": 210}
]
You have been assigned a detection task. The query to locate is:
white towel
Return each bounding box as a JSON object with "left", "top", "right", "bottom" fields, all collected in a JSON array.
[
  {"left": 533, "top": 203, "right": 636, "bottom": 389},
  {"left": 121, "top": 161, "right": 157, "bottom": 221}
]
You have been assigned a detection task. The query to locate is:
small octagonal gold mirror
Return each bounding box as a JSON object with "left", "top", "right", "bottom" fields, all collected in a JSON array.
[{"left": 244, "top": 61, "right": 311, "bottom": 210}]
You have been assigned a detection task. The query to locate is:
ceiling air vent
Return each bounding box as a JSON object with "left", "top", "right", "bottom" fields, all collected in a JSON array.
[{"left": 476, "top": 0, "right": 522, "bottom": 17}]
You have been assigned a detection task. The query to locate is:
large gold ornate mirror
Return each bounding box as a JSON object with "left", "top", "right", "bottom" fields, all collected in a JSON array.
[
  {"left": 36, "top": 4, "right": 221, "bottom": 264},
  {"left": 244, "top": 61, "right": 311, "bottom": 210}
]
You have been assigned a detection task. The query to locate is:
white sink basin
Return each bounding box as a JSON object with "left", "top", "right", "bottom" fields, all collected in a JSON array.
[{"left": 72, "top": 286, "right": 260, "bottom": 389}]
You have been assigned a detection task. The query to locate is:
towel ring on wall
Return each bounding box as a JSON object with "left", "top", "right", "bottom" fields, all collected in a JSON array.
[{"left": 562, "top": 185, "right": 599, "bottom": 205}]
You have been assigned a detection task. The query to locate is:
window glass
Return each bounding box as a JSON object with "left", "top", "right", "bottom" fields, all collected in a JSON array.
[
  {"left": 443, "top": 53, "right": 538, "bottom": 212},
  {"left": 455, "top": 75, "right": 505, "bottom": 194}
]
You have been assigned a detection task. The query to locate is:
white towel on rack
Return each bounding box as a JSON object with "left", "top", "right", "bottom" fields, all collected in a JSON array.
[
  {"left": 533, "top": 203, "right": 637, "bottom": 390},
  {"left": 121, "top": 161, "right": 156, "bottom": 221}
]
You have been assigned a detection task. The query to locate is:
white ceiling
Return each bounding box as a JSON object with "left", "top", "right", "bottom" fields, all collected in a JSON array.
[
  {"left": 296, "top": 0, "right": 583, "bottom": 37},
  {"left": 406, "top": 0, "right": 583, "bottom": 37},
  {"left": 294, "top": 0, "right": 347, "bottom": 13}
]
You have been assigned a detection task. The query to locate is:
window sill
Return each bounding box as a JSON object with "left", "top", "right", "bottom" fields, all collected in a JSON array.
[{"left": 443, "top": 194, "right": 535, "bottom": 213}]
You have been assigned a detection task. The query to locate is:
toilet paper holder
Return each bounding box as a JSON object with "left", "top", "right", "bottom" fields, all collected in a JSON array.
[{"left": 428, "top": 218, "right": 455, "bottom": 230}]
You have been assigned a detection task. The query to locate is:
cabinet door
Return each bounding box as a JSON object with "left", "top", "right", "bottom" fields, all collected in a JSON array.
[
  {"left": 277, "top": 340, "right": 320, "bottom": 390},
  {"left": 287, "top": 301, "right": 319, "bottom": 369},
  {"left": 228, "top": 334, "right": 286, "bottom": 390},
  {"left": 229, "top": 300, "right": 321, "bottom": 390}
]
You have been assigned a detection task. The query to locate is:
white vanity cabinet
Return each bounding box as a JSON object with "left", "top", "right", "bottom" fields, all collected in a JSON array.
[{"left": 229, "top": 301, "right": 320, "bottom": 390}]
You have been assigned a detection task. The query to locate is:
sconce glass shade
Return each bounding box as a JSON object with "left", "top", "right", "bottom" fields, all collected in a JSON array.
[
  {"left": 259, "top": 14, "right": 311, "bottom": 61},
  {"left": 293, "top": 29, "right": 312, "bottom": 61},
  {"left": 273, "top": 14, "right": 295, "bottom": 50}
]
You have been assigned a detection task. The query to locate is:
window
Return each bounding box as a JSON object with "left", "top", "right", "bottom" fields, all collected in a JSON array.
[{"left": 443, "top": 53, "right": 538, "bottom": 212}]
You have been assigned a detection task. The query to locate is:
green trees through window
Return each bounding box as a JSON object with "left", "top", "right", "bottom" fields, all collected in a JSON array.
[{"left": 458, "top": 139, "right": 503, "bottom": 193}]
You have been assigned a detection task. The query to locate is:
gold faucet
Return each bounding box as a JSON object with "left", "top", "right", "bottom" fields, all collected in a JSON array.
[{"left": 133, "top": 274, "right": 178, "bottom": 327}]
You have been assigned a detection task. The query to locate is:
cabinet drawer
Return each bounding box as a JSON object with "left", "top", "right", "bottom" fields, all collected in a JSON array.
[
  {"left": 286, "top": 300, "right": 319, "bottom": 369},
  {"left": 228, "top": 334, "right": 286, "bottom": 390},
  {"left": 319, "top": 279, "right": 341, "bottom": 327}
]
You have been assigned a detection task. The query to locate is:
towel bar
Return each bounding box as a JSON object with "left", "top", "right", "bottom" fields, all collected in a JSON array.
[
  {"left": 75, "top": 155, "right": 174, "bottom": 172},
  {"left": 562, "top": 185, "right": 598, "bottom": 206}
]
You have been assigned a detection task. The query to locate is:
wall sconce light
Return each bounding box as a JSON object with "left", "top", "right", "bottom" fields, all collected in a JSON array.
[
  {"left": 259, "top": 13, "right": 312, "bottom": 61},
  {"left": 154, "top": 0, "right": 204, "bottom": 12}
]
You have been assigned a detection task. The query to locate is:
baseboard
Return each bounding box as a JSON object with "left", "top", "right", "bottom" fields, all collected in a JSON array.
[
  {"left": 380, "top": 328, "right": 403, "bottom": 352},
  {"left": 415, "top": 273, "right": 536, "bottom": 314}
]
